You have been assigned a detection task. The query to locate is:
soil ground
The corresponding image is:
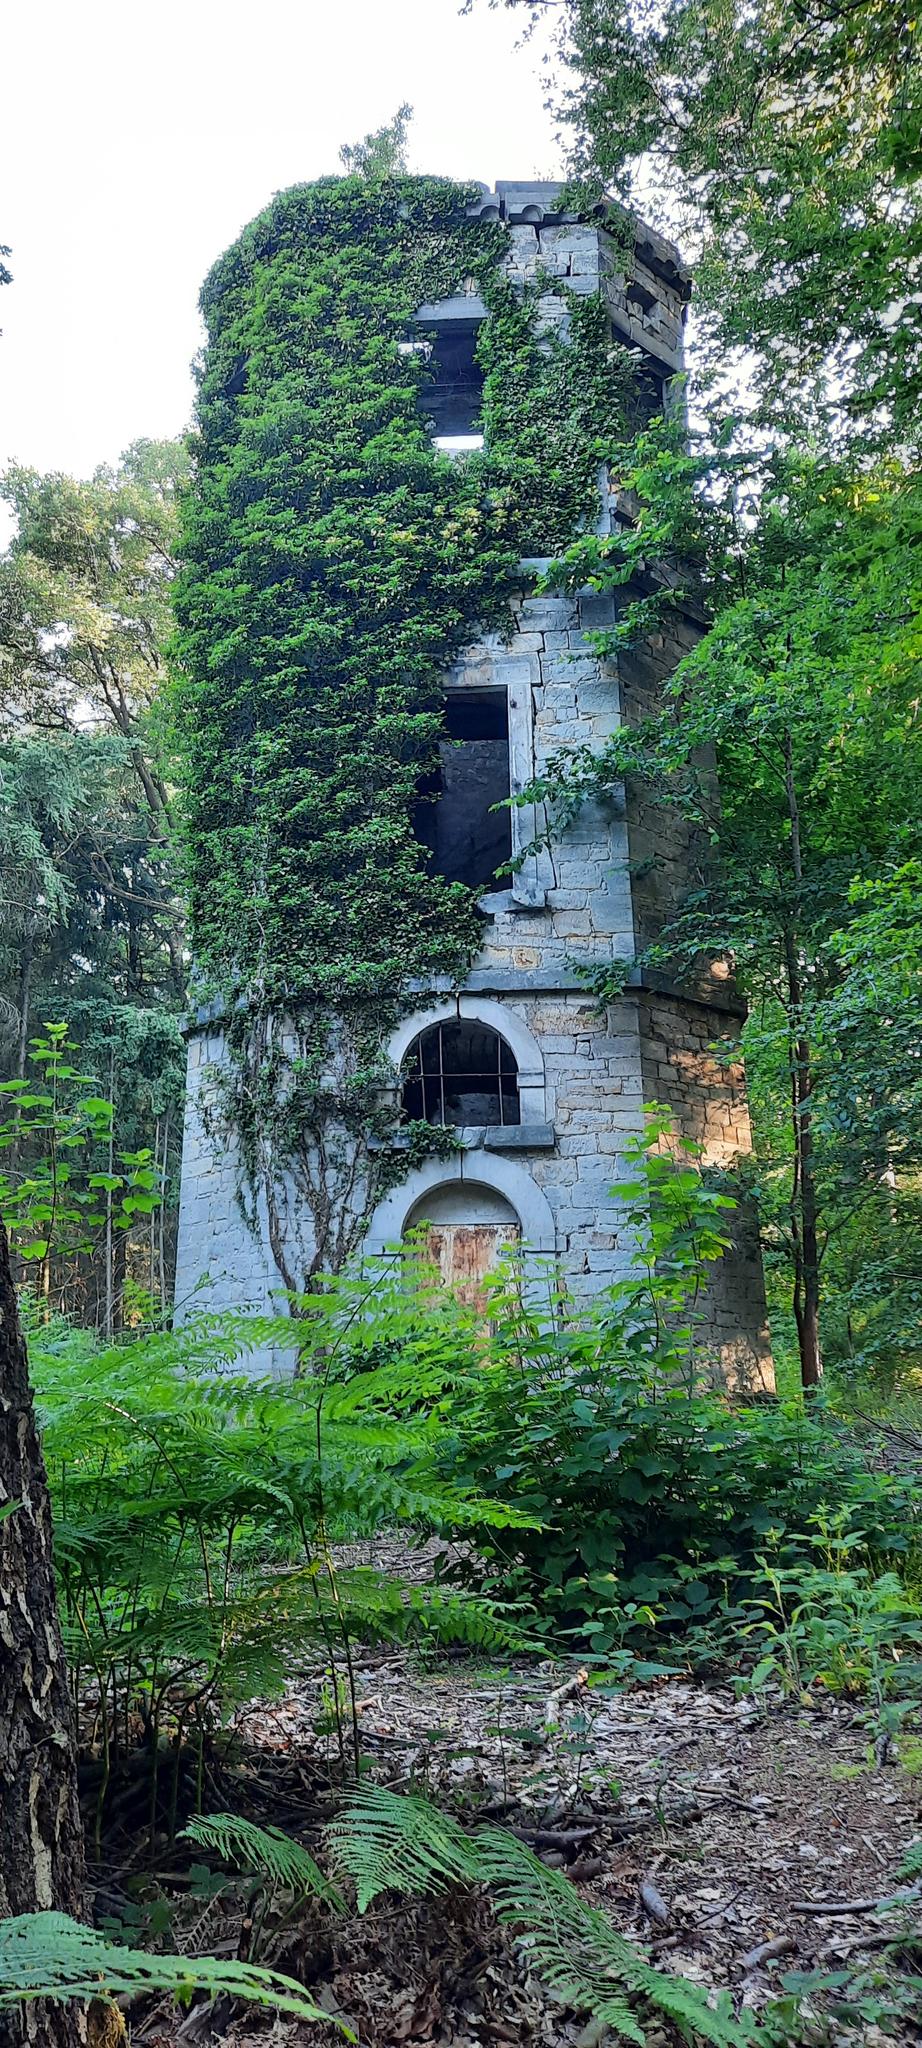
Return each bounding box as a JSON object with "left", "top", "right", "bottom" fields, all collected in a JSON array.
[
  {"left": 231, "top": 1652, "right": 922, "bottom": 2033},
  {"left": 112, "top": 1644, "right": 922, "bottom": 2048}
]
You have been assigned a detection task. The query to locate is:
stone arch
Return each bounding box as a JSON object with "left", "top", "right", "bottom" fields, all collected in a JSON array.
[
  {"left": 364, "top": 1150, "right": 556, "bottom": 1259},
  {"left": 386, "top": 996, "right": 547, "bottom": 1124}
]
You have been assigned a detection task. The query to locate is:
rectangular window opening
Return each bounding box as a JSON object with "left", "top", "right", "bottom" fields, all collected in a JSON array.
[
  {"left": 414, "top": 688, "right": 512, "bottom": 895},
  {"left": 418, "top": 322, "right": 484, "bottom": 448}
]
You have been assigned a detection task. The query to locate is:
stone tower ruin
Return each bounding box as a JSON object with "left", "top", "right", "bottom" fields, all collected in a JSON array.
[{"left": 175, "top": 178, "right": 772, "bottom": 1389}]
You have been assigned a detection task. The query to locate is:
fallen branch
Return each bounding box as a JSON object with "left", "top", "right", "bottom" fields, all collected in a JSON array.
[
  {"left": 544, "top": 1667, "right": 588, "bottom": 1729},
  {"left": 741, "top": 1935, "right": 797, "bottom": 1970},
  {"left": 690, "top": 1784, "right": 775, "bottom": 1814},
  {"left": 790, "top": 1883, "right": 922, "bottom": 1918}
]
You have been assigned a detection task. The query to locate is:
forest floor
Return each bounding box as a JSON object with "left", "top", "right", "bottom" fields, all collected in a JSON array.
[{"left": 108, "top": 1628, "right": 922, "bottom": 2048}]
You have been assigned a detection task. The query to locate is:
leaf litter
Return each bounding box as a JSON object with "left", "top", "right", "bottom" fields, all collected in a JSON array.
[{"left": 216, "top": 1640, "right": 922, "bottom": 2046}]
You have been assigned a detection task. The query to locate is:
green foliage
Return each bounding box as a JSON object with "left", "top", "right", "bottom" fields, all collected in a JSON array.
[
  {"left": 0, "top": 445, "right": 188, "bottom": 1320},
  {"left": 0, "top": 1025, "right": 161, "bottom": 1283},
  {"left": 339, "top": 104, "right": 413, "bottom": 178},
  {"left": 740, "top": 1545, "right": 922, "bottom": 1708},
  {"left": 408, "top": 1125, "right": 922, "bottom": 1655},
  {"left": 172, "top": 172, "right": 620, "bottom": 1007},
  {"left": 0, "top": 1910, "right": 341, "bottom": 2028},
  {"left": 446, "top": 1340, "right": 921, "bottom": 1659},
  {"left": 517, "top": 423, "right": 922, "bottom": 1390},
  {"left": 330, "top": 1785, "right": 480, "bottom": 1912},
  {"left": 31, "top": 1304, "right": 535, "bottom": 1816},
  {"left": 511, "top": 0, "right": 921, "bottom": 434},
  {"left": 183, "top": 1812, "right": 346, "bottom": 1911},
  {"left": 330, "top": 1787, "right": 763, "bottom": 2044}
]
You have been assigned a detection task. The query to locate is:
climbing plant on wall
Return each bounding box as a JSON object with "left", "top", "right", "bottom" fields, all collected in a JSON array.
[{"left": 171, "top": 167, "right": 632, "bottom": 1284}]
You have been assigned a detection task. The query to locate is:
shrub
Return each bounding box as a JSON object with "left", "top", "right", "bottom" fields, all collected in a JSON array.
[{"left": 442, "top": 1315, "right": 922, "bottom": 1656}]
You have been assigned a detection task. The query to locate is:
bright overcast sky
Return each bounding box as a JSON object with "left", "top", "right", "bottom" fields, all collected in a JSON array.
[{"left": 0, "top": 0, "right": 559, "bottom": 515}]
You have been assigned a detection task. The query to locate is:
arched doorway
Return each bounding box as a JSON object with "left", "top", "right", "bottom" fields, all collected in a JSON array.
[{"left": 405, "top": 1180, "right": 520, "bottom": 1305}]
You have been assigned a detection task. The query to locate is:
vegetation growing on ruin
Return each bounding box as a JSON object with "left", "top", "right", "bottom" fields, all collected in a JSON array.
[
  {"left": 168, "top": 161, "right": 634, "bottom": 1282},
  {"left": 170, "top": 171, "right": 629, "bottom": 1007}
]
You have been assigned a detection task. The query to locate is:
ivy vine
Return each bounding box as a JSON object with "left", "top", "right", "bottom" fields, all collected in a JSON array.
[{"left": 171, "top": 171, "right": 633, "bottom": 1286}]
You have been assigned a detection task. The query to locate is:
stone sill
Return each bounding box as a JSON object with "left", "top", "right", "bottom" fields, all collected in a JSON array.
[
  {"left": 461, "top": 1123, "right": 555, "bottom": 1152},
  {"left": 373, "top": 1123, "right": 555, "bottom": 1155}
]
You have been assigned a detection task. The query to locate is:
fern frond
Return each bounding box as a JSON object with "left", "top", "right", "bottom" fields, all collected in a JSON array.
[
  {"left": 898, "top": 1839, "right": 922, "bottom": 1880},
  {"left": 475, "top": 1827, "right": 762, "bottom": 2048},
  {"left": 0, "top": 1912, "right": 349, "bottom": 2031},
  {"left": 329, "top": 1786, "right": 480, "bottom": 1912},
  {"left": 328, "top": 1792, "right": 766, "bottom": 2047},
  {"left": 404, "top": 1585, "right": 534, "bottom": 1651},
  {"left": 183, "top": 1812, "right": 345, "bottom": 1912}
]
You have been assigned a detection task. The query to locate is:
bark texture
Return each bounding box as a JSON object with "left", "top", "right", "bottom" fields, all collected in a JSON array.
[{"left": 0, "top": 1220, "right": 84, "bottom": 2043}]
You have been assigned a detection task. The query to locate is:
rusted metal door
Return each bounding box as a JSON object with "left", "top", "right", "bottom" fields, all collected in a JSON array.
[{"left": 422, "top": 1222, "right": 520, "bottom": 1308}]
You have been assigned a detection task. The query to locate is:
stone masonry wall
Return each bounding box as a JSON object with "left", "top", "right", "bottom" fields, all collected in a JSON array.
[{"left": 174, "top": 193, "right": 773, "bottom": 1389}]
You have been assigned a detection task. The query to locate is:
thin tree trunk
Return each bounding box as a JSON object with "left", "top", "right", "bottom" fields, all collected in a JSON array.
[
  {"left": 782, "top": 725, "right": 822, "bottom": 1394},
  {"left": 158, "top": 1114, "right": 169, "bottom": 1320},
  {"left": 15, "top": 933, "right": 34, "bottom": 1085},
  {"left": 0, "top": 1220, "right": 85, "bottom": 2046},
  {"left": 103, "top": 1049, "right": 115, "bottom": 1344}
]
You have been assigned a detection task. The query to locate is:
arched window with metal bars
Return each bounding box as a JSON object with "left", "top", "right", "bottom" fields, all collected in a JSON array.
[{"left": 400, "top": 1018, "right": 520, "bottom": 1128}]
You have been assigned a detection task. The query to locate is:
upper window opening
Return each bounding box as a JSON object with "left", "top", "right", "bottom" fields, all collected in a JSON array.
[
  {"left": 401, "top": 1020, "right": 520, "bottom": 1128},
  {"left": 626, "top": 355, "right": 669, "bottom": 430},
  {"left": 419, "top": 322, "right": 484, "bottom": 449},
  {"left": 414, "top": 688, "right": 511, "bottom": 894}
]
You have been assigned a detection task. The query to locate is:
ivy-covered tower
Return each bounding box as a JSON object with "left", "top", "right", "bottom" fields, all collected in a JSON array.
[{"left": 173, "top": 174, "right": 772, "bottom": 1389}]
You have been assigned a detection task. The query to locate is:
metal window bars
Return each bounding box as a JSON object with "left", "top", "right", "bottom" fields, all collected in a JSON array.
[{"left": 401, "top": 1021, "right": 520, "bottom": 1128}]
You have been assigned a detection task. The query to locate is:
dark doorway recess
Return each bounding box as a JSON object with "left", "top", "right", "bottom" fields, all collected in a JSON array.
[
  {"left": 420, "top": 323, "right": 484, "bottom": 438},
  {"left": 415, "top": 689, "right": 512, "bottom": 893},
  {"left": 401, "top": 1020, "right": 520, "bottom": 1127}
]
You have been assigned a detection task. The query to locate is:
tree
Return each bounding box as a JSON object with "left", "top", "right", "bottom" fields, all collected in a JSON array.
[
  {"left": 495, "top": 0, "right": 921, "bottom": 432},
  {"left": 0, "top": 1217, "right": 85, "bottom": 2045},
  {"left": 527, "top": 434, "right": 922, "bottom": 1390},
  {"left": 0, "top": 455, "right": 188, "bottom": 1323},
  {"left": 338, "top": 104, "right": 413, "bottom": 179},
  {"left": 0, "top": 441, "right": 188, "bottom": 885}
]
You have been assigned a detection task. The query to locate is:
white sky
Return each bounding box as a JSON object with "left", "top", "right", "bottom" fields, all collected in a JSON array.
[{"left": 0, "top": 0, "right": 559, "bottom": 514}]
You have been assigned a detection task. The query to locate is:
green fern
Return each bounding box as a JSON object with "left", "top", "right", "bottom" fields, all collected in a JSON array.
[
  {"left": 328, "top": 1786, "right": 480, "bottom": 1912},
  {"left": 0, "top": 1911, "right": 348, "bottom": 2031},
  {"left": 330, "top": 1789, "right": 766, "bottom": 2046},
  {"left": 897, "top": 1838, "right": 922, "bottom": 1879},
  {"left": 183, "top": 1812, "right": 346, "bottom": 1912},
  {"left": 474, "top": 1825, "right": 763, "bottom": 2048}
]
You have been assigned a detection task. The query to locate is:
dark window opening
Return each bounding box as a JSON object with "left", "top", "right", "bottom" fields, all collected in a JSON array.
[
  {"left": 419, "top": 322, "right": 484, "bottom": 439},
  {"left": 402, "top": 1020, "right": 520, "bottom": 1128},
  {"left": 627, "top": 359, "right": 668, "bottom": 429},
  {"left": 414, "top": 689, "right": 511, "bottom": 893}
]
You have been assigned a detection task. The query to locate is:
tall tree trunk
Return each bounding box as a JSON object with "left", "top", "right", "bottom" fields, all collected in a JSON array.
[
  {"left": 15, "top": 930, "right": 34, "bottom": 1085},
  {"left": 0, "top": 1220, "right": 85, "bottom": 2043},
  {"left": 790, "top": 1009, "right": 823, "bottom": 1393},
  {"left": 781, "top": 725, "right": 823, "bottom": 1393}
]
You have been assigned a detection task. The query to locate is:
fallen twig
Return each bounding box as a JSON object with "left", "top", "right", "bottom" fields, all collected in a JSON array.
[
  {"left": 790, "top": 1883, "right": 922, "bottom": 1918},
  {"left": 639, "top": 1878, "right": 670, "bottom": 1927},
  {"left": 690, "top": 1783, "right": 775, "bottom": 1814},
  {"left": 544, "top": 1667, "right": 589, "bottom": 1728},
  {"left": 741, "top": 1934, "right": 797, "bottom": 1971}
]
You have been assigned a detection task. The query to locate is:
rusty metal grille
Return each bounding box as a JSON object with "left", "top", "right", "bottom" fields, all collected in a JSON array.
[{"left": 401, "top": 1020, "right": 520, "bottom": 1128}]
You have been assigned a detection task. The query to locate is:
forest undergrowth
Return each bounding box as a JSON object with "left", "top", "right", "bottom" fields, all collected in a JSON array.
[{"left": 11, "top": 1130, "right": 922, "bottom": 2048}]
